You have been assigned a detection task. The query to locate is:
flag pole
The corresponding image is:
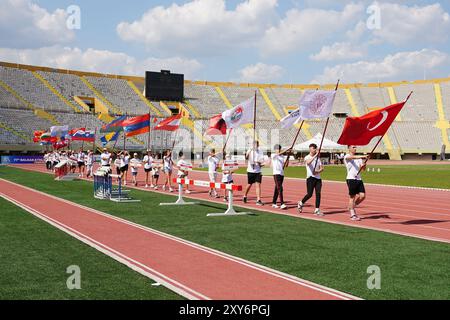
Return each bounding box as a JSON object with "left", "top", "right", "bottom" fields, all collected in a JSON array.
[
  {"left": 283, "top": 120, "right": 305, "bottom": 169},
  {"left": 313, "top": 79, "right": 340, "bottom": 171},
  {"left": 356, "top": 91, "right": 413, "bottom": 176},
  {"left": 92, "top": 128, "right": 97, "bottom": 153},
  {"left": 147, "top": 112, "right": 151, "bottom": 151},
  {"left": 253, "top": 90, "right": 257, "bottom": 165}
]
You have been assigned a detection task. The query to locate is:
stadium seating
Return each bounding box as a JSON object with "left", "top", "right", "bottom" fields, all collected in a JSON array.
[{"left": 0, "top": 62, "right": 449, "bottom": 157}]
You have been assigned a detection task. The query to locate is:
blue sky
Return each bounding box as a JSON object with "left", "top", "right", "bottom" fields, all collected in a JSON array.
[{"left": 1, "top": 0, "right": 449, "bottom": 84}]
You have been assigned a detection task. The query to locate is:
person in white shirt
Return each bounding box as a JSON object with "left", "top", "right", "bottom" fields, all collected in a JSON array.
[
  {"left": 143, "top": 150, "right": 154, "bottom": 188},
  {"left": 244, "top": 141, "right": 265, "bottom": 206},
  {"left": 119, "top": 151, "right": 130, "bottom": 185},
  {"left": 162, "top": 149, "right": 174, "bottom": 192},
  {"left": 221, "top": 152, "right": 236, "bottom": 202},
  {"left": 298, "top": 144, "right": 325, "bottom": 216},
  {"left": 77, "top": 148, "right": 86, "bottom": 178},
  {"left": 207, "top": 149, "right": 220, "bottom": 198},
  {"left": 100, "top": 149, "right": 111, "bottom": 167},
  {"left": 69, "top": 151, "right": 78, "bottom": 173},
  {"left": 152, "top": 154, "right": 161, "bottom": 190},
  {"left": 176, "top": 151, "right": 191, "bottom": 194},
  {"left": 271, "top": 144, "right": 290, "bottom": 210},
  {"left": 52, "top": 152, "right": 60, "bottom": 172},
  {"left": 86, "top": 150, "right": 94, "bottom": 178},
  {"left": 344, "top": 145, "right": 368, "bottom": 221},
  {"left": 44, "top": 152, "right": 51, "bottom": 170},
  {"left": 130, "top": 153, "right": 141, "bottom": 186}
]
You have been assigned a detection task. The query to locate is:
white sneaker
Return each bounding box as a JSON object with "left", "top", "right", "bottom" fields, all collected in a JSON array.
[
  {"left": 154, "top": 186, "right": 159, "bottom": 190},
  {"left": 145, "top": 184, "right": 149, "bottom": 188},
  {"left": 150, "top": 184, "right": 155, "bottom": 188},
  {"left": 272, "top": 204, "right": 280, "bottom": 209},
  {"left": 297, "top": 202, "right": 303, "bottom": 213},
  {"left": 169, "top": 188, "right": 174, "bottom": 193},
  {"left": 280, "top": 204, "right": 287, "bottom": 210},
  {"left": 351, "top": 215, "right": 361, "bottom": 221},
  {"left": 314, "top": 209, "right": 324, "bottom": 216},
  {"left": 186, "top": 190, "right": 191, "bottom": 194},
  {"left": 162, "top": 185, "right": 166, "bottom": 191}
]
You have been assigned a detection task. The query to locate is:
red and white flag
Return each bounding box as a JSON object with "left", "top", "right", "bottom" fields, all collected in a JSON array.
[
  {"left": 154, "top": 114, "right": 182, "bottom": 132},
  {"left": 221, "top": 96, "right": 255, "bottom": 129},
  {"left": 338, "top": 101, "right": 406, "bottom": 146}
]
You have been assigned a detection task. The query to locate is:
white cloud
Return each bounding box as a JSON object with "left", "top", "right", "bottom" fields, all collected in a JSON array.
[
  {"left": 311, "top": 49, "right": 449, "bottom": 84},
  {"left": 237, "top": 63, "right": 284, "bottom": 83},
  {"left": 117, "top": 0, "right": 278, "bottom": 56},
  {"left": 0, "top": 0, "right": 75, "bottom": 48},
  {"left": 310, "top": 42, "right": 366, "bottom": 61},
  {"left": 260, "top": 3, "right": 364, "bottom": 56},
  {"left": 371, "top": 2, "right": 450, "bottom": 45},
  {"left": 0, "top": 46, "right": 203, "bottom": 78}
]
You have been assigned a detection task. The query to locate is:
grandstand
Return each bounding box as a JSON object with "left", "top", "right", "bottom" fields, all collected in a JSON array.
[{"left": 1, "top": 61, "right": 449, "bottom": 160}]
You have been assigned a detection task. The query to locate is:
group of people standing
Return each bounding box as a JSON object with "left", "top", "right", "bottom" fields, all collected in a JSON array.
[
  {"left": 44, "top": 149, "right": 94, "bottom": 178},
  {"left": 44, "top": 143, "right": 369, "bottom": 221},
  {"left": 241, "top": 142, "right": 368, "bottom": 221}
]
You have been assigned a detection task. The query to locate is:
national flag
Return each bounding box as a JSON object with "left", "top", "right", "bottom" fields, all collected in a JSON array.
[
  {"left": 298, "top": 90, "right": 336, "bottom": 120},
  {"left": 337, "top": 101, "right": 406, "bottom": 146},
  {"left": 50, "top": 125, "right": 69, "bottom": 137},
  {"left": 205, "top": 114, "right": 227, "bottom": 136},
  {"left": 71, "top": 129, "right": 95, "bottom": 142},
  {"left": 53, "top": 139, "right": 69, "bottom": 150},
  {"left": 221, "top": 96, "right": 255, "bottom": 129},
  {"left": 69, "top": 127, "right": 86, "bottom": 136},
  {"left": 101, "top": 132, "right": 120, "bottom": 146},
  {"left": 100, "top": 116, "right": 126, "bottom": 133},
  {"left": 154, "top": 114, "right": 182, "bottom": 132},
  {"left": 40, "top": 132, "right": 53, "bottom": 141},
  {"left": 33, "top": 130, "right": 46, "bottom": 143},
  {"left": 122, "top": 114, "right": 150, "bottom": 137}
]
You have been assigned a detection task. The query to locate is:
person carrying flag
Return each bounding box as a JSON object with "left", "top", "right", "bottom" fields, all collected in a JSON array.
[
  {"left": 162, "top": 149, "right": 174, "bottom": 193},
  {"left": 243, "top": 141, "right": 264, "bottom": 206},
  {"left": 143, "top": 150, "right": 154, "bottom": 188},
  {"left": 77, "top": 148, "right": 86, "bottom": 178},
  {"left": 298, "top": 144, "right": 325, "bottom": 216},
  {"left": 344, "top": 146, "right": 368, "bottom": 221},
  {"left": 207, "top": 149, "right": 220, "bottom": 198},
  {"left": 130, "top": 153, "right": 142, "bottom": 187},
  {"left": 271, "top": 144, "right": 290, "bottom": 210},
  {"left": 337, "top": 94, "right": 411, "bottom": 221},
  {"left": 86, "top": 150, "right": 94, "bottom": 179}
]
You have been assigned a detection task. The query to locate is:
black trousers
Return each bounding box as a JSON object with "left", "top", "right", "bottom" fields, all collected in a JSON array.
[
  {"left": 273, "top": 175, "right": 284, "bottom": 204},
  {"left": 301, "top": 177, "right": 322, "bottom": 208}
]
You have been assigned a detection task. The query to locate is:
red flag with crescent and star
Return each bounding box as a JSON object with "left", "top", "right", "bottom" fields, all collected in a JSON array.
[{"left": 337, "top": 101, "right": 406, "bottom": 146}]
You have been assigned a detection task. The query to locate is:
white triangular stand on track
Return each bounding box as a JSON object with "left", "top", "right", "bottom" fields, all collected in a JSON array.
[
  {"left": 160, "top": 184, "right": 199, "bottom": 206},
  {"left": 207, "top": 190, "right": 254, "bottom": 217}
]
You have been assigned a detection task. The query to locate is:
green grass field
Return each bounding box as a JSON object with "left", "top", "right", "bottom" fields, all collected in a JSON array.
[
  {"left": 197, "top": 164, "right": 450, "bottom": 189},
  {"left": 0, "top": 166, "right": 449, "bottom": 300},
  {"left": 0, "top": 197, "right": 182, "bottom": 300}
]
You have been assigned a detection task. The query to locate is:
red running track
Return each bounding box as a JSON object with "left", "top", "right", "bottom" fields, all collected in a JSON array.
[
  {"left": 0, "top": 178, "right": 358, "bottom": 300},
  {"left": 9, "top": 164, "right": 450, "bottom": 244}
]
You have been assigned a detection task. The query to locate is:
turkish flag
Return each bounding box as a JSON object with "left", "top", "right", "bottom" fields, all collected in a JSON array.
[
  {"left": 338, "top": 101, "right": 406, "bottom": 146},
  {"left": 205, "top": 114, "right": 227, "bottom": 136}
]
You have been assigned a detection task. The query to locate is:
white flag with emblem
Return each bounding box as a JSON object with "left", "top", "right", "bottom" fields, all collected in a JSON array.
[
  {"left": 299, "top": 90, "right": 336, "bottom": 120},
  {"left": 222, "top": 96, "right": 255, "bottom": 129}
]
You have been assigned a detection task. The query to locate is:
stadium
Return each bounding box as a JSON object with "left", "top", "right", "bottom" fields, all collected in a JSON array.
[{"left": 1, "top": 0, "right": 449, "bottom": 308}]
